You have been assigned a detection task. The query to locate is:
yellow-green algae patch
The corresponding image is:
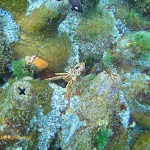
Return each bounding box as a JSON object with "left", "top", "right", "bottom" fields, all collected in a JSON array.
[
  {"left": 0, "top": 0, "right": 28, "bottom": 21},
  {"left": 0, "top": 1, "right": 70, "bottom": 72},
  {"left": 12, "top": 33, "right": 71, "bottom": 72},
  {"left": 18, "top": 6, "right": 63, "bottom": 36},
  {"left": 133, "top": 132, "right": 150, "bottom": 150},
  {"left": 76, "top": 4, "right": 115, "bottom": 43},
  {"left": 115, "top": 2, "right": 150, "bottom": 30},
  {"left": 29, "top": 79, "right": 53, "bottom": 115},
  {"left": 132, "top": 112, "right": 150, "bottom": 128},
  {"left": 0, "top": 78, "right": 53, "bottom": 148}
]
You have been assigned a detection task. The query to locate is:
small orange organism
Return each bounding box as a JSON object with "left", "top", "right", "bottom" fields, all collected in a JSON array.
[{"left": 25, "top": 55, "right": 48, "bottom": 70}]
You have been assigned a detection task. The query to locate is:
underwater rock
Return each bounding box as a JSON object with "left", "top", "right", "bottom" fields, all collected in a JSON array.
[
  {"left": 111, "top": 31, "right": 150, "bottom": 73},
  {"left": 9, "top": 80, "right": 35, "bottom": 109},
  {"left": 0, "top": 21, "right": 13, "bottom": 75},
  {"left": 75, "top": 0, "right": 119, "bottom": 73},
  {"left": 26, "top": 0, "right": 70, "bottom": 15},
  {"left": 0, "top": 2, "right": 71, "bottom": 72},
  {"left": 128, "top": 0, "right": 150, "bottom": 16},
  {"left": 0, "top": 78, "right": 53, "bottom": 149},
  {"left": 105, "top": 111, "right": 129, "bottom": 150},
  {"left": 20, "top": 5, "right": 65, "bottom": 36},
  {"left": 132, "top": 112, "right": 150, "bottom": 128},
  {"left": 115, "top": 0, "right": 150, "bottom": 31},
  {"left": 76, "top": 4, "right": 116, "bottom": 44},
  {"left": 12, "top": 33, "right": 71, "bottom": 72},
  {"left": 13, "top": 5, "right": 70, "bottom": 72},
  {"left": 11, "top": 4, "right": 70, "bottom": 72},
  {"left": 60, "top": 71, "right": 121, "bottom": 149},
  {"left": 0, "top": 0, "right": 28, "bottom": 21},
  {"left": 132, "top": 131, "right": 150, "bottom": 150},
  {"left": 122, "top": 73, "right": 150, "bottom": 112},
  {"left": 81, "top": 0, "right": 99, "bottom": 12},
  {"left": 78, "top": 71, "right": 121, "bottom": 126},
  {"left": 0, "top": 8, "right": 19, "bottom": 44}
]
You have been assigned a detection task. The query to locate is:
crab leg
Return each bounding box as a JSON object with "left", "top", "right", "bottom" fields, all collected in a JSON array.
[
  {"left": 55, "top": 73, "right": 68, "bottom": 76},
  {"left": 45, "top": 76, "right": 64, "bottom": 81},
  {"left": 65, "top": 80, "right": 73, "bottom": 100}
]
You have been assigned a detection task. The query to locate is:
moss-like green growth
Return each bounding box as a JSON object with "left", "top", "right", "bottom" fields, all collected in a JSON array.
[
  {"left": 93, "top": 127, "right": 112, "bottom": 150},
  {"left": 19, "top": 5, "right": 64, "bottom": 36},
  {"left": 13, "top": 33, "right": 71, "bottom": 72},
  {"left": 128, "top": 0, "right": 150, "bottom": 16},
  {"left": 129, "top": 31, "right": 150, "bottom": 59},
  {"left": 116, "top": 7, "right": 150, "bottom": 30},
  {"left": 81, "top": 0, "right": 99, "bottom": 13},
  {"left": 29, "top": 79, "right": 53, "bottom": 115},
  {"left": 132, "top": 112, "right": 150, "bottom": 128},
  {"left": 125, "top": 10, "right": 150, "bottom": 30},
  {"left": 11, "top": 59, "right": 30, "bottom": 79},
  {"left": 71, "top": 74, "right": 95, "bottom": 97},
  {"left": 0, "top": 78, "right": 53, "bottom": 148},
  {"left": 133, "top": 132, "right": 150, "bottom": 150},
  {"left": 0, "top": 0, "right": 28, "bottom": 20},
  {"left": 102, "top": 51, "right": 113, "bottom": 68},
  {"left": 76, "top": 3, "right": 115, "bottom": 43}
]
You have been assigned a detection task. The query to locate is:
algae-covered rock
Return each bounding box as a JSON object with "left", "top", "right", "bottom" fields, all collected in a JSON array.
[
  {"left": 60, "top": 71, "right": 121, "bottom": 149},
  {"left": 0, "top": 77, "right": 53, "bottom": 149},
  {"left": 132, "top": 131, "right": 150, "bottom": 150},
  {"left": 105, "top": 113, "right": 129, "bottom": 150},
  {"left": 122, "top": 73, "right": 150, "bottom": 111},
  {"left": 112, "top": 31, "right": 150, "bottom": 72},
  {"left": 81, "top": 0, "right": 99, "bottom": 12},
  {"left": 129, "top": 0, "right": 150, "bottom": 16},
  {"left": 0, "top": 0, "right": 28, "bottom": 20},
  {"left": 115, "top": 1, "right": 150, "bottom": 30},
  {"left": 0, "top": 20, "right": 13, "bottom": 74},
  {"left": 132, "top": 112, "right": 150, "bottom": 128},
  {"left": 0, "top": 34, "right": 13, "bottom": 74},
  {"left": 76, "top": 2, "right": 115, "bottom": 43},
  {"left": 0, "top": 1, "right": 70, "bottom": 72},
  {"left": 19, "top": 5, "right": 65, "bottom": 36},
  {"left": 78, "top": 71, "right": 120, "bottom": 127},
  {"left": 12, "top": 33, "right": 71, "bottom": 72}
]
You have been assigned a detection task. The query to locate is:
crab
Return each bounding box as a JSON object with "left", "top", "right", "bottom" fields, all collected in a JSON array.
[{"left": 45, "top": 62, "right": 85, "bottom": 99}]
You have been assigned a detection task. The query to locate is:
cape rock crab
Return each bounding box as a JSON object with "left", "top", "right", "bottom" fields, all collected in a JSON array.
[{"left": 45, "top": 62, "right": 85, "bottom": 99}]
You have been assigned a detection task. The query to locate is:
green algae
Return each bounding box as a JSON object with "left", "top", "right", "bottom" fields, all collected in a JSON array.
[
  {"left": 76, "top": 4, "right": 115, "bottom": 43},
  {"left": 128, "top": 0, "right": 150, "bottom": 16},
  {"left": 133, "top": 132, "right": 150, "bottom": 150},
  {"left": 132, "top": 112, "right": 150, "bottom": 128},
  {"left": 12, "top": 33, "right": 71, "bottom": 72},
  {"left": 102, "top": 51, "right": 113, "bottom": 68},
  {"left": 81, "top": 0, "right": 99, "bottom": 13},
  {"left": 129, "top": 31, "right": 150, "bottom": 59},
  {"left": 0, "top": 0, "right": 28, "bottom": 20},
  {"left": 0, "top": 78, "right": 53, "bottom": 148},
  {"left": 93, "top": 127, "right": 112, "bottom": 150},
  {"left": 115, "top": 1, "right": 150, "bottom": 31},
  {"left": 11, "top": 59, "right": 30, "bottom": 79},
  {"left": 29, "top": 79, "right": 53, "bottom": 115},
  {"left": 19, "top": 5, "right": 63, "bottom": 36}
]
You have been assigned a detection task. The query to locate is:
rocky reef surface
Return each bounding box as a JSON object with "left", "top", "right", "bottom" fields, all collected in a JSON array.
[{"left": 0, "top": 0, "right": 150, "bottom": 149}]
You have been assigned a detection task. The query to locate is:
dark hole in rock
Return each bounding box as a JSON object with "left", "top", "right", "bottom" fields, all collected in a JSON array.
[
  {"left": 18, "top": 87, "right": 26, "bottom": 95},
  {"left": 0, "top": 77, "right": 5, "bottom": 86}
]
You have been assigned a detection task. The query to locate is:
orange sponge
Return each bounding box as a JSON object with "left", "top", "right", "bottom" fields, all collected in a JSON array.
[{"left": 33, "top": 58, "right": 48, "bottom": 70}]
